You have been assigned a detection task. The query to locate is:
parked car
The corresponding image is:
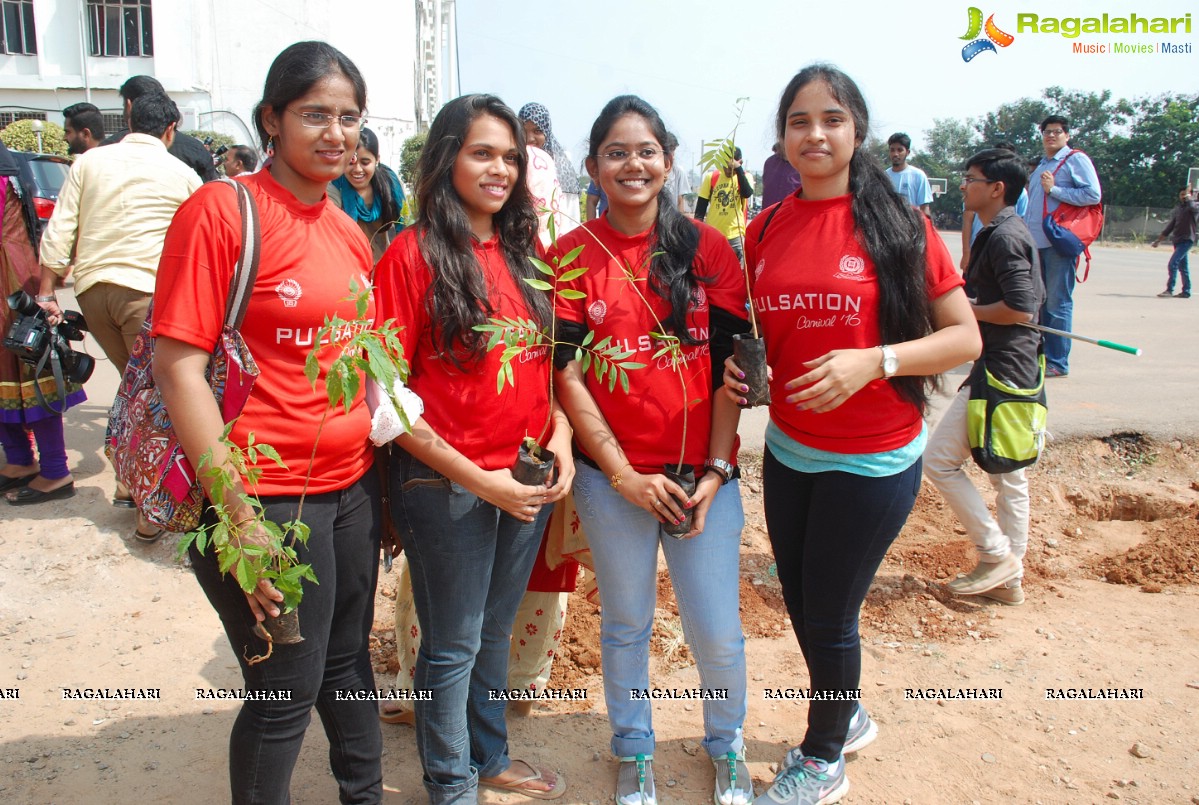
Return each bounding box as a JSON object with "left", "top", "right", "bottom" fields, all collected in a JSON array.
[{"left": 11, "top": 151, "right": 71, "bottom": 239}]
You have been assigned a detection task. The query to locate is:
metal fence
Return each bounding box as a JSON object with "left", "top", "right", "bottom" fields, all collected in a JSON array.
[{"left": 1100, "top": 205, "right": 1174, "bottom": 243}]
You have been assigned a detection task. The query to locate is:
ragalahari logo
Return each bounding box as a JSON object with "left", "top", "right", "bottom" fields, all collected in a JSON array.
[{"left": 960, "top": 7, "right": 1015, "bottom": 61}]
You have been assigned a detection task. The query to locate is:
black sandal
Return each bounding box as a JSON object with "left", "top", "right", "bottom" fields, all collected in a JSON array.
[{"left": 7, "top": 482, "right": 75, "bottom": 505}]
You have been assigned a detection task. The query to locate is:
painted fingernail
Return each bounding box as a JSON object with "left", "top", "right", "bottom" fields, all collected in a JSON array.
[
  {"left": 738, "top": 398, "right": 747, "bottom": 406},
  {"left": 737, "top": 371, "right": 745, "bottom": 379},
  {"left": 739, "top": 384, "right": 748, "bottom": 393}
]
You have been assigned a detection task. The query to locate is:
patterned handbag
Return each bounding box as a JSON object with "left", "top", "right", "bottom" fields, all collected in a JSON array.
[{"left": 105, "top": 179, "right": 261, "bottom": 532}]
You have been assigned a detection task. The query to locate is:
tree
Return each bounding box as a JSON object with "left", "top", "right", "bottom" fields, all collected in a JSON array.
[
  {"left": 399, "top": 132, "right": 427, "bottom": 187},
  {"left": 1101, "top": 94, "right": 1199, "bottom": 206},
  {"left": 918, "top": 118, "right": 980, "bottom": 228}
]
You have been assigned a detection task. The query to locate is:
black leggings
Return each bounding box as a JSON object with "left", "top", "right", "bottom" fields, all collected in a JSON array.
[
  {"left": 190, "top": 472, "right": 382, "bottom": 804},
  {"left": 763, "top": 447, "right": 921, "bottom": 762}
]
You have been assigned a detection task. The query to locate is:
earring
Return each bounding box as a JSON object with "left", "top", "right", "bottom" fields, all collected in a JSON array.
[{"left": 266, "top": 137, "right": 275, "bottom": 157}]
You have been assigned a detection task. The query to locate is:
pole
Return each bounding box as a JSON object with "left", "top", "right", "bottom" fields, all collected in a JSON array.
[{"left": 1018, "top": 322, "right": 1141, "bottom": 356}]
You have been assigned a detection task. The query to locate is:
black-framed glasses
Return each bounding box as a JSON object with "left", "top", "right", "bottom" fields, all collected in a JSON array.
[
  {"left": 1041, "top": 128, "right": 1066, "bottom": 136},
  {"left": 961, "top": 176, "right": 997, "bottom": 185},
  {"left": 599, "top": 148, "right": 662, "bottom": 163},
  {"left": 288, "top": 109, "right": 365, "bottom": 130}
]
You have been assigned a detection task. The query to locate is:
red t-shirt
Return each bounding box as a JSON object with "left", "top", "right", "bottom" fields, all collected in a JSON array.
[
  {"left": 552, "top": 217, "right": 746, "bottom": 474},
  {"left": 745, "top": 194, "right": 963, "bottom": 454},
  {"left": 152, "top": 171, "right": 375, "bottom": 496},
  {"left": 373, "top": 228, "right": 553, "bottom": 471}
]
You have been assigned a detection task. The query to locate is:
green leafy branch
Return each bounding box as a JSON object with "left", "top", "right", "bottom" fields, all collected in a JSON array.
[
  {"left": 177, "top": 425, "right": 316, "bottom": 615},
  {"left": 696, "top": 97, "right": 761, "bottom": 339}
]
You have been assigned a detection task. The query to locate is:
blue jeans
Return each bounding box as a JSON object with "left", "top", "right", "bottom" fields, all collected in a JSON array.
[
  {"left": 190, "top": 471, "right": 382, "bottom": 805},
  {"left": 1166, "top": 240, "right": 1192, "bottom": 294},
  {"left": 573, "top": 462, "right": 748, "bottom": 759},
  {"left": 391, "top": 450, "right": 551, "bottom": 804},
  {"left": 763, "top": 448, "right": 921, "bottom": 763},
  {"left": 1038, "top": 247, "right": 1077, "bottom": 373}
]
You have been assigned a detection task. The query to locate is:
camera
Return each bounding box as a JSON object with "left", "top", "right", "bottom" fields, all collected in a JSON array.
[{"left": 3, "top": 290, "right": 95, "bottom": 384}]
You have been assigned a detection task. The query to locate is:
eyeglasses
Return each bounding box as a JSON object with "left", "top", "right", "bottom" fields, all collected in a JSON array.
[
  {"left": 1041, "top": 128, "right": 1066, "bottom": 136},
  {"left": 599, "top": 148, "right": 662, "bottom": 163},
  {"left": 961, "top": 176, "right": 997, "bottom": 185},
  {"left": 288, "top": 109, "right": 365, "bottom": 130}
]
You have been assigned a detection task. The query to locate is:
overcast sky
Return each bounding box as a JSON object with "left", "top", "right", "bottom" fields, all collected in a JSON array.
[{"left": 455, "top": 0, "right": 1198, "bottom": 178}]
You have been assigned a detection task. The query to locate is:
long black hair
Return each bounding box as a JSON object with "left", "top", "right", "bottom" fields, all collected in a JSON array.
[
  {"left": 775, "top": 64, "right": 936, "bottom": 411},
  {"left": 586, "top": 95, "right": 703, "bottom": 345},
  {"left": 356, "top": 127, "right": 401, "bottom": 225},
  {"left": 414, "top": 94, "right": 548, "bottom": 368},
  {"left": 253, "top": 41, "right": 367, "bottom": 151}
]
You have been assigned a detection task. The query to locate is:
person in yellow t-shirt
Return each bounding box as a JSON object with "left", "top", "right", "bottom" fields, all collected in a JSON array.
[{"left": 695, "top": 145, "right": 753, "bottom": 259}]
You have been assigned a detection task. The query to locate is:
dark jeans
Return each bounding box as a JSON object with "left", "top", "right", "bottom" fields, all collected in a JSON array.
[
  {"left": 190, "top": 471, "right": 382, "bottom": 805},
  {"left": 391, "top": 450, "right": 550, "bottom": 804},
  {"left": 763, "top": 447, "right": 921, "bottom": 762}
]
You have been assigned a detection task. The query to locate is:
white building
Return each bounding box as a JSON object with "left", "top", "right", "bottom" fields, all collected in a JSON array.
[{"left": 0, "top": 0, "right": 459, "bottom": 166}]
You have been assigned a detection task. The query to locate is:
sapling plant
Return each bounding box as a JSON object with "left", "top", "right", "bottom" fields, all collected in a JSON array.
[{"left": 179, "top": 281, "right": 410, "bottom": 664}]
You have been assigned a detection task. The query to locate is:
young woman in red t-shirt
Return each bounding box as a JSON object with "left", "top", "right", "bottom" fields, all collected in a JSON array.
[
  {"left": 372, "top": 94, "right": 573, "bottom": 802},
  {"left": 724, "top": 66, "right": 980, "bottom": 805},
  {"left": 152, "top": 42, "right": 386, "bottom": 802},
  {"left": 553, "top": 95, "right": 753, "bottom": 805}
]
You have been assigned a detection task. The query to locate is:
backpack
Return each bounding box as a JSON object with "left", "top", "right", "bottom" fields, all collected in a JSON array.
[{"left": 1041, "top": 150, "right": 1104, "bottom": 282}]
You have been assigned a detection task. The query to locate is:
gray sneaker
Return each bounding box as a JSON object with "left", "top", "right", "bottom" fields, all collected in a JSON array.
[
  {"left": 713, "top": 750, "right": 754, "bottom": 805},
  {"left": 842, "top": 703, "right": 877, "bottom": 754},
  {"left": 946, "top": 553, "right": 1021, "bottom": 595},
  {"left": 753, "top": 750, "right": 848, "bottom": 805}
]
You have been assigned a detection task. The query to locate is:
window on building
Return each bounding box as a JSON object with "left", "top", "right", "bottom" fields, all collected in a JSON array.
[
  {"left": 102, "top": 112, "right": 125, "bottom": 134},
  {"left": 0, "top": 111, "right": 46, "bottom": 128},
  {"left": 87, "top": 0, "right": 153, "bottom": 57},
  {"left": 0, "top": 0, "right": 37, "bottom": 55}
]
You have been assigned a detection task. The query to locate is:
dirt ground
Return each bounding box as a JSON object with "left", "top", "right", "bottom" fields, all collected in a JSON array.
[{"left": 2, "top": 432, "right": 1198, "bottom": 804}]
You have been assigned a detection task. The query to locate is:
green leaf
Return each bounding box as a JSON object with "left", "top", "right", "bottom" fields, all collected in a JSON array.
[
  {"left": 558, "top": 267, "right": 587, "bottom": 283},
  {"left": 581, "top": 330, "right": 595, "bottom": 347},
  {"left": 523, "top": 278, "right": 553, "bottom": 292},
  {"left": 558, "top": 245, "right": 586, "bottom": 268},
  {"left": 608, "top": 367, "right": 618, "bottom": 392},
  {"left": 503, "top": 361, "right": 514, "bottom": 388},
  {"left": 496, "top": 366, "right": 507, "bottom": 394},
  {"left": 619, "top": 361, "right": 647, "bottom": 371},
  {"left": 619, "top": 368, "right": 630, "bottom": 394},
  {"left": 326, "top": 367, "right": 344, "bottom": 409},
  {"left": 303, "top": 349, "right": 320, "bottom": 388},
  {"left": 556, "top": 289, "right": 586, "bottom": 300},
  {"left": 529, "top": 256, "right": 555, "bottom": 277}
]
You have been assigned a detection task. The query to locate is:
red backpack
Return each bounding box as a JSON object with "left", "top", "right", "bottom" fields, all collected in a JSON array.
[{"left": 1041, "top": 150, "right": 1104, "bottom": 282}]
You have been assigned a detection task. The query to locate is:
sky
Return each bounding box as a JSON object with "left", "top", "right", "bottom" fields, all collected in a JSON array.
[{"left": 454, "top": 0, "right": 1198, "bottom": 180}]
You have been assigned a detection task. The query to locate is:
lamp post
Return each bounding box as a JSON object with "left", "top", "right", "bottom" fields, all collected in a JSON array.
[{"left": 30, "top": 119, "right": 44, "bottom": 153}]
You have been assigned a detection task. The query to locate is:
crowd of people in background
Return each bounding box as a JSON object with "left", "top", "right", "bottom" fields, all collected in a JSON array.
[{"left": 6, "top": 31, "right": 1189, "bottom": 805}]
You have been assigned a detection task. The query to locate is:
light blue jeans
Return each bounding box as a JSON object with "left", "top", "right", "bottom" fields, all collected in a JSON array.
[{"left": 573, "top": 461, "right": 747, "bottom": 759}]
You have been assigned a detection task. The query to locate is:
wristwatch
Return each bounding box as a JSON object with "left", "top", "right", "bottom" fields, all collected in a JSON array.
[
  {"left": 704, "top": 458, "right": 734, "bottom": 485},
  {"left": 879, "top": 345, "right": 899, "bottom": 379}
]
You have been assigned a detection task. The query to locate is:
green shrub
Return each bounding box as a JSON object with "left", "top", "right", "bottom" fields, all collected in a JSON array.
[
  {"left": 0, "top": 120, "right": 69, "bottom": 157},
  {"left": 183, "top": 130, "right": 236, "bottom": 151},
  {"left": 399, "top": 132, "right": 426, "bottom": 187}
]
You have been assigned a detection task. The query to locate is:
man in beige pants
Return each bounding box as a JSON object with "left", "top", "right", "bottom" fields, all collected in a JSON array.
[{"left": 36, "top": 93, "right": 200, "bottom": 534}]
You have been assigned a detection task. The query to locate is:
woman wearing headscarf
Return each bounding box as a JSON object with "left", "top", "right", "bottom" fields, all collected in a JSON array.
[{"left": 519, "top": 103, "right": 581, "bottom": 233}]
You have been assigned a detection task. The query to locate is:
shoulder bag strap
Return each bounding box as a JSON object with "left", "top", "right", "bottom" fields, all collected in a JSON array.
[{"left": 218, "top": 178, "right": 261, "bottom": 330}]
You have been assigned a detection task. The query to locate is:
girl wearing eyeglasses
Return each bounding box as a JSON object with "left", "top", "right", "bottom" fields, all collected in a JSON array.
[
  {"left": 552, "top": 95, "right": 753, "bottom": 805},
  {"left": 723, "top": 65, "right": 979, "bottom": 805},
  {"left": 152, "top": 42, "right": 388, "bottom": 802},
  {"left": 373, "top": 93, "right": 573, "bottom": 803}
]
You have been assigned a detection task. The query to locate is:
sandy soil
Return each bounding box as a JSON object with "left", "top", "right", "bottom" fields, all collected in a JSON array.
[{"left": 2, "top": 426, "right": 1198, "bottom": 805}]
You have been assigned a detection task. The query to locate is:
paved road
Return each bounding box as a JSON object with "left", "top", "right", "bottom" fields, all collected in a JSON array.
[
  {"left": 60, "top": 236, "right": 1195, "bottom": 464},
  {"left": 737, "top": 235, "right": 1196, "bottom": 447}
]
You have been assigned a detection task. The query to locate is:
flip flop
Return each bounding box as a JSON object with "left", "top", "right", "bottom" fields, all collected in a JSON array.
[
  {"left": 0, "top": 473, "right": 37, "bottom": 493},
  {"left": 133, "top": 512, "right": 165, "bottom": 544},
  {"left": 480, "top": 760, "right": 566, "bottom": 800},
  {"left": 7, "top": 482, "right": 75, "bottom": 505},
  {"left": 378, "top": 704, "right": 415, "bottom": 725},
  {"left": 112, "top": 495, "right": 137, "bottom": 509}
]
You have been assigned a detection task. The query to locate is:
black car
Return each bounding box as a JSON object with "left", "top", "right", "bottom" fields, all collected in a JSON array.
[{"left": 10, "top": 151, "right": 71, "bottom": 238}]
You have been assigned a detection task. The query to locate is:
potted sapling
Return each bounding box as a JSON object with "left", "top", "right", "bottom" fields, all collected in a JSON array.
[
  {"left": 179, "top": 282, "right": 410, "bottom": 663},
  {"left": 699, "top": 99, "right": 770, "bottom": 406},
  {"left": 475, "top": 214, "right": 644, "bottom": 486}
]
